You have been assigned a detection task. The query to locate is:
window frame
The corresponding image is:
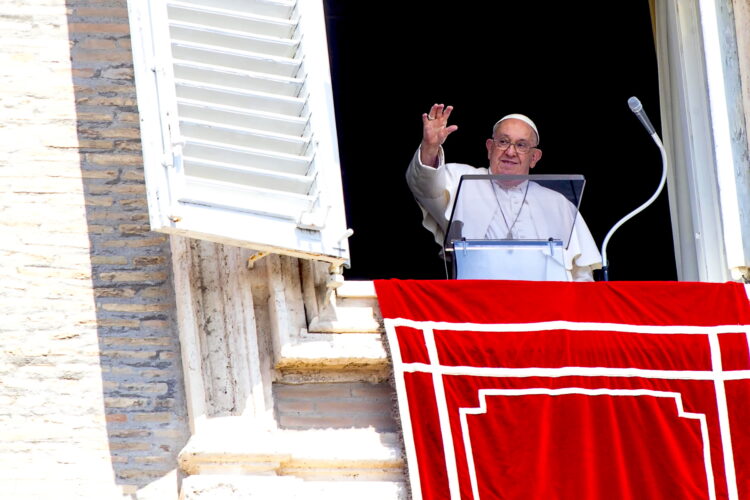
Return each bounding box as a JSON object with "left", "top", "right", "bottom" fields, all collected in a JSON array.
[{"left": 654, "top": 0, "right": 750, "bottom": 281}]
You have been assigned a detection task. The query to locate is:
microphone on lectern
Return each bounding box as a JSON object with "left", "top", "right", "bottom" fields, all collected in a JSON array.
[
  {"left": 601, "top": 96, "right": 667, "bottom": 281},
  {"left": 627, "top": 96, "right": 656, "bottom": 136}
]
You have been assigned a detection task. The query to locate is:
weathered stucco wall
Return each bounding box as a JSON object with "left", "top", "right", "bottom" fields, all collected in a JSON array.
[
  {"left": 733, "top": 0, "right": 750, "bottom": 155},
  {"left": 0, "top": 0, "right": 189, "bottom": 497}
]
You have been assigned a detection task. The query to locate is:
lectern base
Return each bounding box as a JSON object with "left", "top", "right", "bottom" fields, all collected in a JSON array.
[{"left": 451, "top": 239, "right": 567, "bottom": 281}]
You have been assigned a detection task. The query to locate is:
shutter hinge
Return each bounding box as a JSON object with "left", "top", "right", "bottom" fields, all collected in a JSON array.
[
  {"left": 162, "top": 138, "right": 185, "bottom": 169},
  {"left": 297, "top": 205, "right": 330, "bottom": 230},
  {"left": 161, "top": 153, "right": 173, "bottom": 168}
]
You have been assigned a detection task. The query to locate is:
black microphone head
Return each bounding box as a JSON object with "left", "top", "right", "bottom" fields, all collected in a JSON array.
[{"left": 628, "top": 96, "right": 643, "bottom": 113}]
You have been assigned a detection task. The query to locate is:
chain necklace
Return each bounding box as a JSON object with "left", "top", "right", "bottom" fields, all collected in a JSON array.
[{"left": 490, "top": 179, "right": 530, "bottom": 239}]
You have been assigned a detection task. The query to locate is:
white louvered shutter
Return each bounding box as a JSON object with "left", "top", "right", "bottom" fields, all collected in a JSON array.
[{"left": 127, "top": 0, "right": 350, "bottom": 265}]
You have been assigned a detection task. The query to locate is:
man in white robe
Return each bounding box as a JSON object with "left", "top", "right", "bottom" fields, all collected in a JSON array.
[{"left": 406, "top": 104, "right": 602, "bottom": 281}]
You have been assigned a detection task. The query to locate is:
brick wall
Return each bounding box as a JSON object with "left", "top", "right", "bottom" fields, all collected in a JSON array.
[
  {"left": 274, "top": 382, "right": 397, "bottom": 432},
  {"left": 0, "top": 0, "right": 189, "bottom": 497}
]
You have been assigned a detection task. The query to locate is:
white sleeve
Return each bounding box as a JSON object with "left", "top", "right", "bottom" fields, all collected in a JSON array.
[
  {"left": 405, "top": 146, "right": 451, "bottom": 241},
  {"left": 571, "top": 263, "right": 595, "bottom": 282}
]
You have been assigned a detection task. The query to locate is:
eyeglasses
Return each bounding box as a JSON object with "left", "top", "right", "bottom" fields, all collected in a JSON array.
[{"left": 492, "top": 138, "right": 536, "bottom": 154}]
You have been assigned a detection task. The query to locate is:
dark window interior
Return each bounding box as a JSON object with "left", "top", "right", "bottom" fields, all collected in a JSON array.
[{"left": 324, "top": 1, "right": 677, "bottom": 281}]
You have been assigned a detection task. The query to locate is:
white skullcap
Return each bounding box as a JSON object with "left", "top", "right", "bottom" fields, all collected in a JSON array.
[{"left": 493, "top": 114, "right": 540, "bottom": 144}]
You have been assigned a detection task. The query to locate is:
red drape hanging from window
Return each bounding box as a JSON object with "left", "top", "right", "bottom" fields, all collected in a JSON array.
[{"left": 375, "top": 280, "right": 750, "bottom": 500}]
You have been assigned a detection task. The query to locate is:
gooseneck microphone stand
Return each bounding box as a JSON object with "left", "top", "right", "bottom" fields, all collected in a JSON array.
[{"left": 600, "top": 97, "right": 668, "bottom": 281}]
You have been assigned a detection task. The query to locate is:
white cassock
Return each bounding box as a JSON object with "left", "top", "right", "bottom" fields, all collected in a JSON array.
[{"left": 406, "top": 146, "right": 603, "bottom": 281}]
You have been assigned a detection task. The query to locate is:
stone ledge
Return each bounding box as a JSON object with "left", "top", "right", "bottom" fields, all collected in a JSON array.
[
  {"left": 180, "top": 475, "right": 407, "bottom": 500},
  {"left": 336, "top": 281, "right": 377, "bottom": 298},
  {"left": 307, "top": 314, "right": 382, "bottom": 334},
  {"left": 279, "top": 332, "right": 387, "bottom": 363},
  {"left": 276, "top": 332, "right": 390, "bottom": 383},
  {"left": 307, "top": 281, "right": 383, "bottom": 333},
  {"left": 179, "top": 418, "right": 404, "bottom": 480}
]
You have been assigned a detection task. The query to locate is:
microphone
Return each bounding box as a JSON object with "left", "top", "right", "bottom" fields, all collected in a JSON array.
[
  {"left": 601, "top": 96, "right": 668, "bottom": 280},
  {"left": 628, "top": 96, "right": 656, "bottom": 135}
]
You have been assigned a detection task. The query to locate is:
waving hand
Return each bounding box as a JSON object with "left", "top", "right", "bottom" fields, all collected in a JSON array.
[{"left": 420, "top": 103, "right": 458, "bottom": 167}]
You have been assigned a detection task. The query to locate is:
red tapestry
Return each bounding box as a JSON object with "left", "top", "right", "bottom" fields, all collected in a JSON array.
[{"left": 374, "top": 280, "right": 750, "bottom": 500}]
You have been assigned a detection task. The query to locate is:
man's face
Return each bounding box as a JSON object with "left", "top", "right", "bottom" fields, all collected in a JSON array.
[{"left": 485, "top": 119, "right": 543, "bottom": 175}]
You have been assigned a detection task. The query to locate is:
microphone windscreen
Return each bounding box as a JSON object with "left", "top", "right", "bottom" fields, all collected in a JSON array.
[{"left": 628, "top": 96, "right": 643, "bottom": 113}]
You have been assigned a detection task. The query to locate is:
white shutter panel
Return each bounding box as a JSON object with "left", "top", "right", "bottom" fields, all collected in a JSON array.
[{"left": 127, "top": 0, "right": 350, "bottom": 265}]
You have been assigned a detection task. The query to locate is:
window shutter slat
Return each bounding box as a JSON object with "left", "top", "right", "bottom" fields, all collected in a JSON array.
[
  {"left": 169, "top": 2, "right": 298, "bottom": 38},
  {"left": 182, "top": 177, "right": 314, "bottom": 218},
  {"left": 175, "top": 82, "right": 306, "bottom": 115},
  {"left": 180, "top": 119, "right": 310, "bottom": 155},
  {"left": 183, "top": 157, "right": 314, "bottom": 193},
  {"left": 171, "top": 0, "right": 296, "bottom": 20},
  {"left": 171, "top": 42, "right": 302, "bottom": 77},
  {"left": 178, "top": 101, "right": 308, "bottom": 136},
  {"left": 170, "top": 24, "right": 299, "bottom": 58},
  {"left": 182, "top": 141, "right": 311, "bottom": 174},
  {"left": 173, "top": 62, "right": 304, "bottom": 96},
  {"left": 128, "top": 0, "right": 350, "bottom": 265}
]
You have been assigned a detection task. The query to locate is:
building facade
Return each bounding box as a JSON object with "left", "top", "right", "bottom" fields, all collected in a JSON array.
[{"left": 0, "top": 0, "right": 748, "bottom": 498}]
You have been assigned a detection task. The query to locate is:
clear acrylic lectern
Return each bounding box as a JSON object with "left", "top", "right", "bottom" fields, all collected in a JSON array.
[{"left": 443, "top": 174, "right": 586, "bottom": 281}]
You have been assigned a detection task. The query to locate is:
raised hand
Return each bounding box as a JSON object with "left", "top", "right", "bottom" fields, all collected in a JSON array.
[{"left": 420, "top": 103, "right": 458, "bottom": 167}]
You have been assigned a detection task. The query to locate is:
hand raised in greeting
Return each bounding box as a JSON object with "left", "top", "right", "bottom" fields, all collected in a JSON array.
[{"left": 420, "top": 103, "right": 458, "bottom": 167}]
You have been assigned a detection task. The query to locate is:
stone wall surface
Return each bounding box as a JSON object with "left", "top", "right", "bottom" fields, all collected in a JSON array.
[
  {"left": 733, "top": 0, "right": 750, "bottom": 154},
  {"left": 0, "top": 0, "right": 189, "bottom": 497},
  {"left": 274, "top": 382, "right": 397, "bottom": 432}
]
